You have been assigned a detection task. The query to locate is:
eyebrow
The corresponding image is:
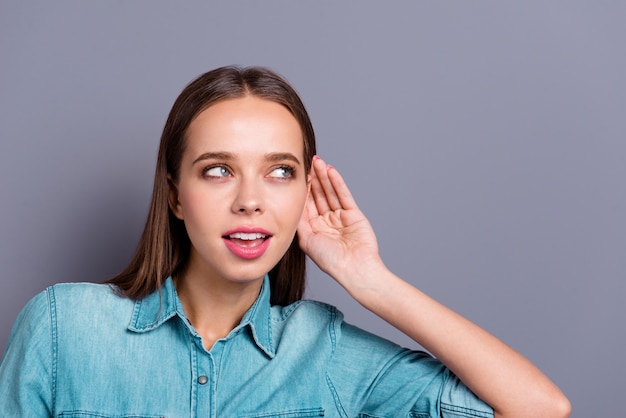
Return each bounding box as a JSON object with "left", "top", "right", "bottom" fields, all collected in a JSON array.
[
  {"left": 192, "top": 152, "right": 234, "bottom": 165},
  {"left": 192, "top": 151, "right": 302, "bottom": 166},
  {"left": 264, "top": 152, "right": 302, "bottom": 165}
]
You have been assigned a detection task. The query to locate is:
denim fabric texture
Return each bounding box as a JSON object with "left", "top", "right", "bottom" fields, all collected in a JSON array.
[{"left": 0, "top": 276, "right": 493, "bottom": 418}]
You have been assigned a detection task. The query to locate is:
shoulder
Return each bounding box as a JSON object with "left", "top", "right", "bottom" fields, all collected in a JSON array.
[
  {"left": 268, "top": 300, "right": 343, "bottom": 352},
  {"left": 47, "top": 281, "right": 133, "bottom": 311},
  {"left": 7, "top": 282, "right": 135, "bottom": 344},
  {"left": 270, "top": 299, "right": 348, "bottom": 340},
  {"left": 45, "top": 282, "right": 135, "bottom": 331},
  {"left": 13, "top": 281, "right": 134, "bottom": 321},
  {"left": 272, "top": 299, "right": 341, "bottom": 324},
  {"left": 270, "top": 299, "right": 405, "bottom": 355},
  {"left": 3, "top": 281, "right": 131, "bottom": 368},
  {"left": 4, "top": 289, "right": 52, "bottom": 350},
  {"left": 47, "top": 281, "right": 123, "bottom": 299},
  {"left": 9, "top": 282, "right": 124, "bottom": 328}
]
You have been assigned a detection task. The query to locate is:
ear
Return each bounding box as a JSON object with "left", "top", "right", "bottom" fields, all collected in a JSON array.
[
  {"left": 306, "top": 173, "right": 312, "bottom": 197},
  {"left": 167, "top": 174, "right": 184, "bottom": 220}
]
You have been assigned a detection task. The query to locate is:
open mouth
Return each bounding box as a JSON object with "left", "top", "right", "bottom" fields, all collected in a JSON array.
[
  {"left": 224, "top": 232, "right": 269, "bottom": 241},
  {"left": 222, "top": 231, "right": 272, "bottom": 259},
  {"left": 223, "top": 232, "right": 271, "bottom": 248}
]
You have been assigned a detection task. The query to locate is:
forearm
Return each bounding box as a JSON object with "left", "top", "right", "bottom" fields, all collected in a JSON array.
[
  {"left": 337, "top": 260, "right": 571, "bottom": 418},
  {"left": 301, "top": 157, "right": 570, "bottom": 416}
]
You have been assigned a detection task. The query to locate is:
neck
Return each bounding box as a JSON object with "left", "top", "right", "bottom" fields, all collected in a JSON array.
[{"left": 174, "top": 263, "right": 265, "bottom": 350}]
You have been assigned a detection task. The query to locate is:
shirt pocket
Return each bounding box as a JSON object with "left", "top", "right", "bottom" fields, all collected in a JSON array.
[{"left": 240, "top": 407, "right": 324, "bottom": 417}]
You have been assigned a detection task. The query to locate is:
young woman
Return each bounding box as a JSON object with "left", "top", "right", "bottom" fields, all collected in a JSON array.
[{"left": 0, "top": 66, "right": 570, "bottom": 417}]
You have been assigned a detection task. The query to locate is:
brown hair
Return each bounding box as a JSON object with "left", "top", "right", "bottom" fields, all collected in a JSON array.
[{"left": 106, "top": 66, "right": 316, "bottom": 305}]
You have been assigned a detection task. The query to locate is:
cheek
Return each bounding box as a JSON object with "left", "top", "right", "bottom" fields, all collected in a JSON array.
[
  {"left": 178, "top": 185, "right": 218, "bottom": 221},
  {"left": 277, "top": 187, "right": 308, "bottom": 226}
]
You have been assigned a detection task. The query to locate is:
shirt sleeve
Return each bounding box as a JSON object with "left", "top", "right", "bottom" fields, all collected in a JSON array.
[
  {"left": 326, "top": 317, "right": 493, "bottom": 418},
  {"left": 0, "top": 289, "right": 54, "bottom": 417}
]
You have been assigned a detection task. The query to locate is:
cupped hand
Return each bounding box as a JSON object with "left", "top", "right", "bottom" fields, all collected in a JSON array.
[{"left": 298, "top": 156, "right": 383, "bottom": 288}]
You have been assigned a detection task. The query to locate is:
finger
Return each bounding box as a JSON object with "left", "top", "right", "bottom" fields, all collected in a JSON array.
[
  {"left": 310, "top": 156, "right": 331, "bottom": 214},
  {"left": 326, "top": 164, "right": 358, "bottom": 210},
  {"left": 313, "top": 156, "right": 343, "bottom": 212}
]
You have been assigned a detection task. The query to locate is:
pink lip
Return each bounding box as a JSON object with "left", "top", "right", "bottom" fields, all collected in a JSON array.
[
  {"left": 223, "top": 227, "right": 272, "bottom": 236},
  {"left": 222, "top": 227, "right": 273, "bottom": 260}
]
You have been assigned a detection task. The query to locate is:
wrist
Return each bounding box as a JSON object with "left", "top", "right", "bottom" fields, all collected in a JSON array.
[{"left": 333, "top": 256, "right": 395, "bottom": 304}]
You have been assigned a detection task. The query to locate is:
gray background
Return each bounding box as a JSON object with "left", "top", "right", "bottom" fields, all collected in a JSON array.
[{"left": 1, "top": 1, "right": 624, "bottom": 416}]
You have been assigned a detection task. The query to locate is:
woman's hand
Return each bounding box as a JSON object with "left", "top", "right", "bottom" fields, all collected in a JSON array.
[
  {"left": 297, "top": 157, "right": 571, "bottom": 418},
  {"left": 297, "top": 156, "right": 384, "bottom": 290}
]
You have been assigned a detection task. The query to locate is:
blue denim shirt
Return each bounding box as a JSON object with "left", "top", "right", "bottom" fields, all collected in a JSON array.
[{"left": 0, "top": 276, "right": 493, "bottom": 418}]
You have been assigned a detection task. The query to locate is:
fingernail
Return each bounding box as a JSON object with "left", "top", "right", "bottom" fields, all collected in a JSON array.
[
  {"left": 312, "top": 155, "right": 320, "bottom": 160},
  {"left": 326, "top": 164, "right": 333, "bottom": 170}
]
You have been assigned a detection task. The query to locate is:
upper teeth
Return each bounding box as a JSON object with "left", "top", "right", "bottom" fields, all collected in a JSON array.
[{"left": 229, "top": 232, "right": 267, "bottom": 240}]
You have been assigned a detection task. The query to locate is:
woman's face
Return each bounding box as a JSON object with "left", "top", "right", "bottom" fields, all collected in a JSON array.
[{"left": 170, "top": 96, "right": 309, "bottom": 285}]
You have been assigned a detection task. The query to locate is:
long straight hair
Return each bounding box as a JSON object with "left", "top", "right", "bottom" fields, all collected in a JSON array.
[{"left": 106, "top": 66, "right": 316, "bottom": 306}]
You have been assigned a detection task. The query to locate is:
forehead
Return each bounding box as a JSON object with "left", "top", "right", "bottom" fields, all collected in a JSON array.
[{"left": 184, "top": 96, "right": 304, "bottom": 158}]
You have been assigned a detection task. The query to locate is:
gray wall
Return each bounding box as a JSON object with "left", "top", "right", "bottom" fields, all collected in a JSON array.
[{"left": 1, "top": 1, "right": 624, "bottom": 416}]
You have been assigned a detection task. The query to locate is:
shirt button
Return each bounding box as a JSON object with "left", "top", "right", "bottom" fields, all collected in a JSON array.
[{"left": 197, "top": 375, "right": 208, "bottom": 385}]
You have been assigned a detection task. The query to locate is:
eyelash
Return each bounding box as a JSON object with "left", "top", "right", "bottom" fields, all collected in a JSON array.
[
  {"left": 270, "top": 165, "right": 296, "bottom": 179},
  {"left": 202, "top": 164, "right": 232, "bottom": 178},
  {"left": 201, "top": 164, "right": 297, "bottom": 179}
]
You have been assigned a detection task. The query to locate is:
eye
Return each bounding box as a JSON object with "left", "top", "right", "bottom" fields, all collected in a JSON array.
[
  {"left": 268, "top": 165, "right": 295, "bottom": 179},
  {"left": 204, "top": 165, "right": 232, "bottom": 178}
]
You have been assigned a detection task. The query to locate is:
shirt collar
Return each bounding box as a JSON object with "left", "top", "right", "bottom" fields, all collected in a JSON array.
[{"left": 127, "top": 275, "right": 275, "bottom": 358}]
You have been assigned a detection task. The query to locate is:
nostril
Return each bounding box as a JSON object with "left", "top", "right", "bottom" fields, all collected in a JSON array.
[{"left": 236, "top": 206, "right": 262, "bottom": 213}]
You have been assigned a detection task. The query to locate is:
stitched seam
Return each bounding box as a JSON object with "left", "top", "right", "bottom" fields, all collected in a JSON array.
[
  {"left": 241, "top": 407, "right": 324, "bottom": 417},
  {"left": 325, "top": 303, "right": 347, "bottom": 417},
  {"left": 48, "top": 287, "right": 58, "bottom": 416},
  {"left": 328, "top": 305, "right": 338, "bottom": 353},
  {"left": 266, "top": 302, "right": 274, "bottom": 355},
  {"left": 441, "top": 402, "right": 492, "bottom": 418},
  {"left": 325, "top": 372, "right": 348, "bottom": 418},
  {"left": 58, "top": 412, "right": 165, "bottom": 417},
  {"left": 274, "top": 300, "right": 304, "bottom": 320}
]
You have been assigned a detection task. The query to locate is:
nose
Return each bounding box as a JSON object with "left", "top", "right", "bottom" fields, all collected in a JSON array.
[{"left": 231, "top": 178, "right": 264, "bottom": 215}]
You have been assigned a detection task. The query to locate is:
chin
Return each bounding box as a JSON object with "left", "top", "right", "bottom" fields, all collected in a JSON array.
[{"left": 221, "top": 267, "right": 271, "bottom": 284}]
